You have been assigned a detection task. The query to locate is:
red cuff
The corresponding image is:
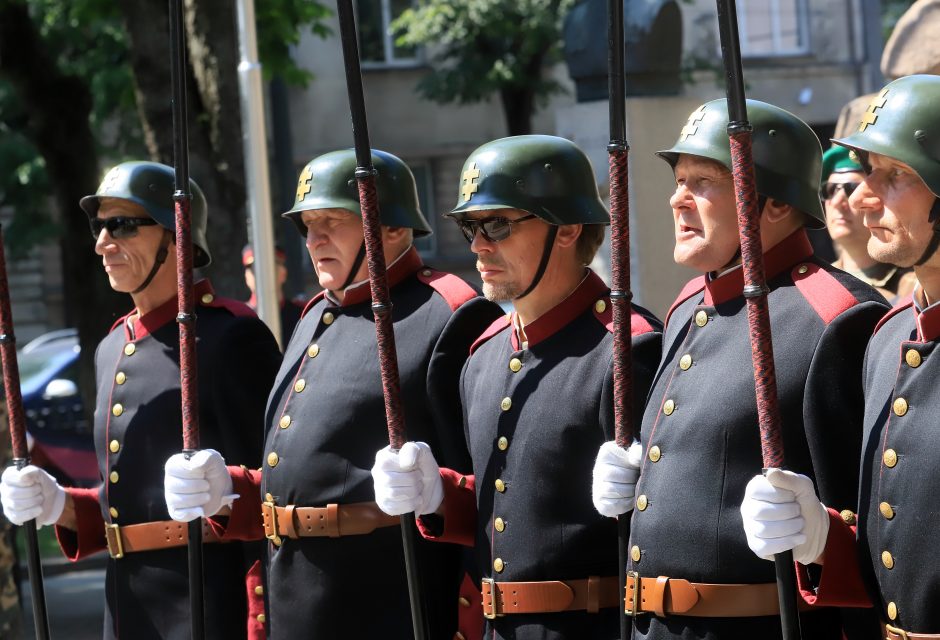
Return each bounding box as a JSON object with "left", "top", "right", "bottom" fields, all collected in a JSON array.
[
  {"left": 416, "top": 468, "right": 476, "bottom": 546},
  {"left": 796, "top": 508, "right": 871, "bottom": 608},
  {"left": 245, "top": 559, "right": 266, "bottom": 639},
  {"left": 207, "top": 466, "right": 264, "bottom": 541},
  {"left": 56, "top": 487, "right": 106, "bottom": 560},
  {"left": 457, "top": 572, "right": 483, "bottom": 640}
]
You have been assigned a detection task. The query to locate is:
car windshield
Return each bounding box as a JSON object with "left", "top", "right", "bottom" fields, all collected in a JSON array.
[{"left": 18, "top": 341, "right": 80, "bottom": 397}]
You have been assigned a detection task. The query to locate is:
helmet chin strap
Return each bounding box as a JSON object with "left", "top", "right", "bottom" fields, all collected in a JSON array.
[
  {"left": 338, "top": 241, "right": 368, "bottom": 291},
  {"left": 514, "top": 226, "right": 559, "bottom": 300},
  {"left": 131, "top": 230, "right": 172, "bottom": 294},
  {"left": 914, "top": 198, "right": 940, "bottom": 266}
]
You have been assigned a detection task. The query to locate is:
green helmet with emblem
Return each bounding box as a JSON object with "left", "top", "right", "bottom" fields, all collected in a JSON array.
[
  {"left": 657, "top": 99, "right": 825, "bottom": 227},
  {"left": 282, "top": 149, "right": 431, "bottom": 236},
  {"left": 448, "top": 135, "right": 609, "bottom": 225},
  {"left": 833, "top": 74, "right": 940, "bottom": 198},
  {"left": 80, "top": 161, "right": 211, "bottom": 267}
]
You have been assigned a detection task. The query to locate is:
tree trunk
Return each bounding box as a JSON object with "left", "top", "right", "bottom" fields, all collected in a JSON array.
[{"left": 498, "top": 53, "right": 544, "bottom": 136}]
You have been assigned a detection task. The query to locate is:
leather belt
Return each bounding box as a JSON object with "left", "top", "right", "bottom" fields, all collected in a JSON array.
[
  {"left": 262, "top": 501, "right": 399, "bottom": 545},
  {"left": 104, "top": 520, "right": 221, "bottom": 559},
  {"left": 480, "top": 576, "right": 620, "bottom": 619},
  {"left": 886, "top": 624, "right": 940, "bottom": 640},
  {"left": 624, "top": 571, "right": 812, "bottom": 618}
]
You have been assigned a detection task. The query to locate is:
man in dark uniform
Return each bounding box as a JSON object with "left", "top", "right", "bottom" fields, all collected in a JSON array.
[
  {"left": 162, "top": 149, "right": 503, "bottom": 639},
  {"left": 739, "top": 74, "right": 940, "bottom": 640},
  {"left": 0, "top": 161, "right": 282, "bottom": 639},
  {"left": 371, "top": 135, "right": 663, "bottom": 639},
  {"left": 241, "top": 244, "right": 306, "bottom": 340},
  {"left": 592, "top": 100, "right": 889, "bottom": 639}
]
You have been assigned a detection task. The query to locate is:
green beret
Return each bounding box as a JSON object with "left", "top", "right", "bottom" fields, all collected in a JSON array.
[{"left": 821, "top": 145, "right": 862, "bottom": 180}]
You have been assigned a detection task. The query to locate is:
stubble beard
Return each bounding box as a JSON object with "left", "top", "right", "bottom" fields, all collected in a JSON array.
[{"left": 482, "top": 281, "right": 523, "bottom": 302}]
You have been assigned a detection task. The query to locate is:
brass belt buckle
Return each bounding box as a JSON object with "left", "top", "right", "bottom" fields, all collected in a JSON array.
[
  {"left": 625, "top": 571, "right": 646, "bottom": 617},
  {"left": 104, "top": 523, "right": 124, "bottom": 559},
  {"left": 263, "top": 501, "right": 283, "bottom": 547},
  {"left": 481, "top": 578, "right": 503, "bottom": 619},
  {"left": 885, "top": 624, "right": 909, "bottom": 640}
]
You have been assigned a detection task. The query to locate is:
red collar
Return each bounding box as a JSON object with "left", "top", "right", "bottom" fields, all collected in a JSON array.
[
  {"left": 339, "top": 246, "right": 424, "bottom": 307},
  {"left": 122, "top": 280, "right": 214, "bottom": 341},
  {"left": 703, "top": 229, "right": 814, "bottom": 306},
  {"left": 913, "top": 292, "right": 940, "bottom": 342},
  {"left": 511, "top": 270, "right": 608, "bottom": 350}
]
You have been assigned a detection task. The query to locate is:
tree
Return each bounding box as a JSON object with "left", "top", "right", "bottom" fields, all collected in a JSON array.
[{"left": 392, "top": 0, "right": 575, "bottom": 135}]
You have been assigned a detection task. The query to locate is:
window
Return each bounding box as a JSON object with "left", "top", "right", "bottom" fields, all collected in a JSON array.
[
  {"left": 410, "top": 162, "right": 437, "bottom": 256},
  {"left": 736, "top": 0, "right": 810, "bottom": 57},
  {"left": 356, "top": 0, "right": 419, "bottom": 67}
]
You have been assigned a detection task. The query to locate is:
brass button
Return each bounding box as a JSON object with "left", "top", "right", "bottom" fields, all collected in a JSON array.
[
  {"left": 494, "top": 517, "right": 505, "bottom": 532},
  {"left": 594, "top": 299, "right": 607, "bottom": 313},
  {"left": 495, "top": 479, "right": 506, "bottom": 493},
  {"left": 883, "top": 449, "right": 898, "bottom": 468},
  {"left": 124, "top": 343, "right": 136, "bottom": 356},
  {"left": 882, "top": 550, "right": 894, "bottom": 570},
  {"left": 294, "top": 379, "right": 306, "bottom": 393},
  {"left": 509, "top": 357, "right": 522, "bottom": 372},
  {"left": 893, "top": 397, "right": 908, "bottom": 417},
  {"left": 115, "top": 371, "right": 126, "bottom": 385},
  {"left": 112, "top": 403, "right": 124, "bottom": 417},
  {"left": 500, "top": 397, "right": 512, "bottom": 411},
  {"left": 694, "top": 310, "right": 708, "bottom": 327},
  {"left": 455, "top": 633, "right": 466, "bottom": 640},
  {"left": 267, "top": 452, "right": 279, "bottom": 467},
  {"left": 679, "top": 354, "right": 692, "bottom": 370},
  {"left": 636, "top": 495, "right": 648, "bottom": 511},
  {"left": 663, "top": 399, "right": 675, "bottom": 416},
  {"left": 880, "top": 502, "right": 895, "bottom": 520},
  {"left": 109, "top": 439, "right": 120, "bottom": 453},
  {"left": 797, "top": 264, "right": 809, "bottom": 275},
  {"left": 631, "top": 545, "right": 641, "bottom": 562},
  {"left": 422, "top": 269, "right": 432, "bottom": 277},
  {"left": 887, "top": 602, "right": 898, "bottom": 620},
  {"left": 265, "top": 493, "right": 274, "bottom": 503},
  {"left": 254, "top": 586, "right": 264, "bottom": 596},
  {"left": 497, "top": 436, "right": 509, "bottom": 451},
  {"left": 458, "top": 476, "right": 467, "bottom": 488},
  {"left": 109, "top": 507, "right": 119, "bottom": 518},
  {"left": 906, "top": 349, "right": 922, "bottom": 368},
  {"left": 648, "top": 446, "right": 661, "bottom": 463},
  {"left": 323, "top": 312, "right": 335, "bottom": 325},
  {"left": 201, "top": 293, "right": 215, "bottom": 304},
  {"left": 458, "top": 597, "right": 470, "bottom": 608},
  {"left": 307, "top": 344, "right": 320, "bottom": 358},
  {"left": 279, "top": 415, "right": 291, "bottom": 429},
  {"left": 256, "top": 614, "right": 266, "bottom": 624},
  {"left": 493, "top": 558, "right": 504, "bottom": 573},
  {"left": 840, "top": 510, "right": 856, "bottom": 525},
  {"left": 109, "top": 471, "right": 119, "bottom": 484}
]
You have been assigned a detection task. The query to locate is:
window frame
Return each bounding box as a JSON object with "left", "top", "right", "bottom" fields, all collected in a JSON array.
[
  {"left": 358, "top": 0, "right": 422, "bottom": 69},
  {"left": 734, "top": 0, "right": 812, "bottom": 59}
]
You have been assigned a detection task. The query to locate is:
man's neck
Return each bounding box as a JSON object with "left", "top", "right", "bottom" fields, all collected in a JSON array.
[
  {"left": 513, "top": 265, "right": 586, "bottom": 327},
  {"left": 915, "top": 264, "right": 940, "bottom": 307},
  {"left": 328, "top": 242, "right": 411, "bottom": 304},
  {"left": 836, "top": 241, "right": 878, "bottom": 272},
  {"left": 129, "top": 277, "right": 178, "bottom": 317}
]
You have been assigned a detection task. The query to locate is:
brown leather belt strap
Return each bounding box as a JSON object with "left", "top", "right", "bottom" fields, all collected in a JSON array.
[
  {"left": 481, "top": 576, "right": 620, "bottom": 618},
  {"left": 262, "top": 501, "right": 399, "bottom": 544},
  {"left": 104, "top": 519, "right": 221, "bottom": 559},
  {"left": 624, "top": 572, "right": 813, "bottom": 618},
  {"left": 886, "top": 624, "right": 940, "bottom": 640}
]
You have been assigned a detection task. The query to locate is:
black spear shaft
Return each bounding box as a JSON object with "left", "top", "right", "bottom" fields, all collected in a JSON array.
[
  {"left": 606, "top": 1, "right": 633, "bottom": 639},
  {"left": 168, "top": 1, "right": 204, "bottom": 638},
  {"left": 334, "top": 0, "right": 428, "bottom": 638},
  {"left": 0, "top": 225, "right": 51, "bottom": 639},
  {"left": 715, "top": 1, "right": 801, "bottom": 638}
]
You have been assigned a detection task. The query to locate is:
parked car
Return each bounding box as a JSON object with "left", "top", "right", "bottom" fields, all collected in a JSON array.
[{"left": 16, "top": 328, "right": 97, "bottom": 487}]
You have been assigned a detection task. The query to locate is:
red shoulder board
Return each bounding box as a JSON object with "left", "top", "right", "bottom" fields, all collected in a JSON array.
[
  {"left": 792, "top": 263, "right": 858, "bottom": 325},
  {"left": 874, "top": 299, "right": 913, "bottom": 335},
  {"left": 470, "top": 314, "right": 511, "bottom": 355},
  {"left": 300, "top": 291, "right": 328, "bottom": 319},
  {"left": 200, "top": 294, "right": 257, "bottom": 318},
  {"left": 592, "top": 298, "right": 657, "bottom": 336},
  {"left": 416, "top": 268, "right": 477, "bottom": 312},
  {"left": 664, "top": 276, "right": 706, "bottom": 327}
]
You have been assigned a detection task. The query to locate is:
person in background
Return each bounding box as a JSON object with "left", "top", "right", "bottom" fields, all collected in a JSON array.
[{"left": 242, "top": 244, "right": 306, "bottom": 341}]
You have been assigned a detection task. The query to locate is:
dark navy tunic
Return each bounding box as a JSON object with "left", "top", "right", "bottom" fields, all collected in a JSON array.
[
  {"left": 628, "top": 230, "right": 889, "bottom": 640},
  {"left": 56, "top": 280, "right": 281, "bottom": 640}
]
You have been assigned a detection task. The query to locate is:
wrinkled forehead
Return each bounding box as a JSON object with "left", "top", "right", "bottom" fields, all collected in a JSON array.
[
  {"left": 96, "top": 197, "right": 152, "bottom": 219},
  {"left": 299, "top": 207, "right": 359, "bottom": 223}
]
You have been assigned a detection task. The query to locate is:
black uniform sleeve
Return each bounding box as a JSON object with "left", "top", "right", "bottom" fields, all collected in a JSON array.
[{"left": 599, "top": 329, "right": 663, "bottom": 443}]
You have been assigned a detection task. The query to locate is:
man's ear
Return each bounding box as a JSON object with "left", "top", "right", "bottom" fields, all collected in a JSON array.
[
  {"left": 761, "top": 199, "right": 796, "bottom": 224},
  {"left": 382, "top": 226, "right": 410, "bottom": 244},
  {"left": 555, "top": 223, "right": 583, "bottom": 249}
]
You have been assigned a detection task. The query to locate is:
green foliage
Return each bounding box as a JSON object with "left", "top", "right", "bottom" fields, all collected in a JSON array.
[
  {"left": 392, "top": 0, "right": 574, "bottom": 108},
  {"left": 257, "top": 0, "right": 332, "bottom": 87}
]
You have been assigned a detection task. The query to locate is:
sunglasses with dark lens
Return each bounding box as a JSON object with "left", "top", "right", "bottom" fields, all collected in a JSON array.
[
  {"left": 89, "top": 216, "right": 160, "bottom": 239},
  {"left": 455, "top": 213, "right": 538, "bottom": 243},
  {"left": 820, "top": 181, "right": 861, "bottom": 200}
]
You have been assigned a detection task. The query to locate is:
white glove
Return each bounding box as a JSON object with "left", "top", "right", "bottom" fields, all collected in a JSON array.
[
  {"left": 372, "top": 442, "right": 443, "bottom": 516},
  {"left": 740, "top": 468, "right": 830, "bottom": 565},
  {"left": 592, "top": 440, "right": 643, "bottom": 517},
  {"left": 1, "top": 465, "right": 66, "bottom": 527},
  {"left": 164, "top": 449, "right": 237, "bottom": 522}
]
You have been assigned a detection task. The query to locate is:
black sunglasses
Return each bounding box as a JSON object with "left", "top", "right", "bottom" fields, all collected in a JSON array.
[
  {"left": 455, "top": 213, "right": 538, "bottom": 243},
  {"left": 820, "top": 181, "right": 861, "bottom": 201},
  {"left": 90, "top": 216, "right": 159, "bottom": 239}
]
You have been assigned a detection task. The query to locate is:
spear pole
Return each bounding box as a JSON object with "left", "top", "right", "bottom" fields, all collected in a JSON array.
[
  {"left": 715, "top": 1, "right": 801, "bottom": 637},
  {"left": 334, "top": 0, "right": 428, "bottom": 637}
]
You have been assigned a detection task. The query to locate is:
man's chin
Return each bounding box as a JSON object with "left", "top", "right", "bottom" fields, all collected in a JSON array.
[
  {"left": 868, "top": 239, "right": 918, "bottom": 269},
  {"left": 482, "top": 282, "right": 519, "bottom": 302}
]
